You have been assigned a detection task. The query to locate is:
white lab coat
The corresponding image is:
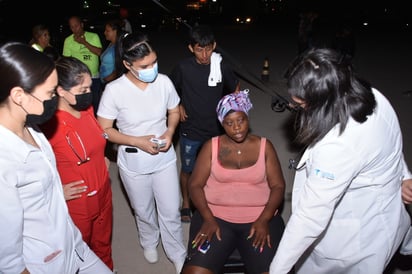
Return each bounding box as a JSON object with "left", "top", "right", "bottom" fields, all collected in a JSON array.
[
  {"left": 0, "top": 126, "right": 89, "bottom": 273},
  {"left": 270, "top": 89, "right": 411, "bottom": 274}
]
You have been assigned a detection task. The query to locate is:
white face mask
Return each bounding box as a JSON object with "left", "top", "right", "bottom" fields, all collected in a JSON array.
[{"left": 129, "top": 62, "right": 158, "bottom": 83}]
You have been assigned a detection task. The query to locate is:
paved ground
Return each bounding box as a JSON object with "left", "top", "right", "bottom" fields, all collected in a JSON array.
[{"left": 109, "top": 23, "right": 412, "bottom": 273}]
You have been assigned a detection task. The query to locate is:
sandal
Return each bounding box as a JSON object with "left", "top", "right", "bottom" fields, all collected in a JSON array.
[{"left": 180, "top": 208, "right": 192, "bottom": 223}]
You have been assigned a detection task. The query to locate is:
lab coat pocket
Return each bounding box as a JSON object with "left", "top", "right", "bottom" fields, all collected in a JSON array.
[
  {"left": 26, "top": 249, "right": 65, "bottom": 273},
  {"left": 315, "top": 218, "right": 360, "bottom": 260}
]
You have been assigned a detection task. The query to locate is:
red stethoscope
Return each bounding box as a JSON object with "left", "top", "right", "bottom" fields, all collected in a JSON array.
[
  {"left": 62, "top": 118, "right": 100, "bottom": 197},
  {"left": 65, "top": 129, "right": 90, "bottom": 166},
  {"left": 62, "top": 111, "right": 107, "bottom": 166}
]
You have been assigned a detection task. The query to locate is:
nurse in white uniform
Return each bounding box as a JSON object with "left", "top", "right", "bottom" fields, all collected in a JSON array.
[
  {"left": 269, "top": 48, "right": 411, "bottom": 274},
  {"left": 0, "top": 42, "right": 111, "bottom": 274}
]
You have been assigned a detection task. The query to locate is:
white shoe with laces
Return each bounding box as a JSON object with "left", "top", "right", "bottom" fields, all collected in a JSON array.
[{"left": 143, "top": 248, "right": 158, "bottom": 264}]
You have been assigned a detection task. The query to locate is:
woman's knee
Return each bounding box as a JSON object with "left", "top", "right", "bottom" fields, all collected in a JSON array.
[{"left": 181, "top": 265, "right": 214, "bottom": 274}]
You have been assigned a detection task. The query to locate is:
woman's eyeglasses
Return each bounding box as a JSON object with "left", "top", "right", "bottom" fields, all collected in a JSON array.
[{"left": 65, "top": 130, "right": 90, "bottom": 166}]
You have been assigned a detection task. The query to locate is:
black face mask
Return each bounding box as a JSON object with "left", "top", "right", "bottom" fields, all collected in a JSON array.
[
  {"left": 25, "top": 96, "right": 58, "bottom": 125},
  {"left": 70, "top": 92, "right": 93, "bottom": 111}
]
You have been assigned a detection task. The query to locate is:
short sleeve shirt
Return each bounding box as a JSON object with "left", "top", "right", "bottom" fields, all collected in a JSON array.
[{"left": 63, "top": 31, "right": 102, "bottom": 77}]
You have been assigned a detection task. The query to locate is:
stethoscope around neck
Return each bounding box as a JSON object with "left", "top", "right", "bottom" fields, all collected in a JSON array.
[
  {"left": 288, "top": 146, "right": 307, "bottom": 171},
  {"left": 63, "top": 121, "right": 90, "bottom": 166}
]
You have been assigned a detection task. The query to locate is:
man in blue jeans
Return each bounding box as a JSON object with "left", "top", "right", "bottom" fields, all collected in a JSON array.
[{"left": 169, "top": 24, "right": 239, "bottom": 222}]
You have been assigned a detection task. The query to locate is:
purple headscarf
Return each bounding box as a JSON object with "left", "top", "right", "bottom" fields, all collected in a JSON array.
[{"left": 216, "top": 89, "right": 253, "bottom": 123}]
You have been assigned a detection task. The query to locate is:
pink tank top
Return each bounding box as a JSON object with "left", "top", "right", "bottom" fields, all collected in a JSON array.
[{"left": 204, "top": 136, "right": 270, "bottom": 223}]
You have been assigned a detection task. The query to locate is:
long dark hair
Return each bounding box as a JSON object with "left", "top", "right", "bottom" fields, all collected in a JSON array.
[
  {"left": 117, "top": 32, "right": 154, "bottom": 75},
  {"left": 0, "top": 41, "right": 55, "bottom": 103},
  {"left": 286, "top": 48, "right": 376, "bottom": 146},
  {"left": 104, "top": 19, "right": 126, "bottom": 80},
  {"left": 55, "top": 56, "right": 91, "bottom": 90}
]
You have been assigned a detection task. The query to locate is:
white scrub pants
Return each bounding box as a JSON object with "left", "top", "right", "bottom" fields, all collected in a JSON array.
[{"left": 119, "top": 163, "right": 187, "bottom": 265}]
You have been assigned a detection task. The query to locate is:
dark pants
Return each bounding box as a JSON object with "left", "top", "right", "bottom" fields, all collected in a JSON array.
[{"left": 184, "top": 211, "right": 285, "bottom": 274}]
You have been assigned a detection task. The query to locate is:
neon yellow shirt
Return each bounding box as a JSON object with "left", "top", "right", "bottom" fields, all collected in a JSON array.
[{"left": 62, "top": 31, "right": 102, "bottom": 78}]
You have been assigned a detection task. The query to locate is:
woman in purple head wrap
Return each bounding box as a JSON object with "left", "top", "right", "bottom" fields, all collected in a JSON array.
[
  {"left": 216, "top": 89, "right": 253, "bottom": 123},
  {"left": 181, "top": 89, "right": 286, "bottom": 274}
]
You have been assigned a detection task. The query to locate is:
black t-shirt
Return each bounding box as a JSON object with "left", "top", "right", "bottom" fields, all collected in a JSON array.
[{"left": 170, "top": 56, "right": 239, "bottom": 142}]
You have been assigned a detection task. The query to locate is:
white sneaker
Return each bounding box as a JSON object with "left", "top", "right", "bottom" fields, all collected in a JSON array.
[
  {"left": 174, "top": 261, "right": 184, "bottom": 274},
  {"left": 143, "top": 248, "right": 158, "bottom": 264}
]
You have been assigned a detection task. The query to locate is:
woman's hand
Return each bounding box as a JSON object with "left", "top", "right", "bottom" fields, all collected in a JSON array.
[
  {"left": 134, "top": 135, "right": 160, "bottom": 155},
  {"left": 402, "top": 179, "right": 412, "bottom": 204},
  {"left": 156, "top": 133, "right": 173, "bottom": 152},
  {"left": 73, "top": 34, "right": 87, "bottom": 45},
  {"left": 63, "top": 180, "right": 87, "bottom": 201},
  {"left": 104, "top": 157, "right": 110, "bottom": 170},
  {"left": 247, "top": 218, "right": 272, "bottom": 253},
  {"left": 179, "top": 105, "right": 188, "bottom": 122},
  {"left": 191, "top": 218, "right": 221, "bottom": 251}
]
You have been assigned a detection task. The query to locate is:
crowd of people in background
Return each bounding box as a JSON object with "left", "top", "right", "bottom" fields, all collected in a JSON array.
[{"left": 0, "top": 6, "right": 412, "bottom": 274}]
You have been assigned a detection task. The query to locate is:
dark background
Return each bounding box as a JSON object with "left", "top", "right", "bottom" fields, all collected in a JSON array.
[{"left": 1, "top": 0, "right": 411, "bottom": 51}]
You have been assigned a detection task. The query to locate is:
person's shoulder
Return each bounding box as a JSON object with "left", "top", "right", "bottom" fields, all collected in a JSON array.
[
  {"left": 156, "top": 73, "right": 170, "bottom": 81},
  {"left": 155, "top": 74, "right": 176, "bottom": 87},
  {"left": 258, "top": 136, "right": 275, "bottom": 150},
  {"left": 63, "top": 34, "right": 74, "bottom": 42},
  {"left": 175, "top": 56, "right": 195, "bottom": 67},
  {"left": 221, "top": 59, "right": 235, "bottom": 70},
  {"left": 85, "top": 31, "right": 102, "bottom": 42},
  {"left": 248, "top": 134, "right": 263, "bottom": 144},
  {"left": 85, "top": 31, "right": 98, "bottom": 36},
  {"left": 106, "top": 75, "right": 127, "bottom": 88},
  {"left": 203, "top": 138, "right": 214, "bottom": 149}
]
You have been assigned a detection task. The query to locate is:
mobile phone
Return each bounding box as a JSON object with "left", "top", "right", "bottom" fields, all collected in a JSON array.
[
  {"left": 125, "top": 147, "right": 138, "bottom": 153},
  {"left": 150, "top": 138, "right": 166, "bottom": 148},
  {"left": 199, "top": 240, "right": 210, "bottom": 254}
]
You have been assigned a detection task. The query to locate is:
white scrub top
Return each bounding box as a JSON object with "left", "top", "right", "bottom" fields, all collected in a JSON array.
[
  {"left": 97, "top": 73, "right": 180, "bottom": 174},
  {"left": 270, "top": 89, "right": 411, "bottom": 274},
  {"left": 0, "top": 125, "right": 86, "bottom": 274}
]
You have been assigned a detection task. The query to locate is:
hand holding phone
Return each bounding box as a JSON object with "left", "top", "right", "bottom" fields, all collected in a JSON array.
[
  {"left": 150, "top": 138, "right": 166, "bottom": 148},
  {"left": 199, "top": 240, "right": 210, "bottom": 254}
]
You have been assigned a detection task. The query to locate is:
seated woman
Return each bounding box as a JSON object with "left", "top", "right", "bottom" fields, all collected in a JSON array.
[{"left": 182, "top": 90, "right": 286, "bottom": 274}]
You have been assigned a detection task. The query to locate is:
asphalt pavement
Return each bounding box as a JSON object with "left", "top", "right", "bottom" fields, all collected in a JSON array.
[{"left": 109, "top": 23, "right": 412, "bottom": 274}]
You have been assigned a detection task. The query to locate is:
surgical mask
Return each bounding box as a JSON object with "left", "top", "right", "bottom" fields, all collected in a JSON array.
[
  {"left": 24, "top": 95, "right": 58, "bottom": 125},
  {"left": 70, "top": 92, "right": 93, "bottom": 111},
  {"left": 130, "top": 62, "right": 158, "bottom": 83}
]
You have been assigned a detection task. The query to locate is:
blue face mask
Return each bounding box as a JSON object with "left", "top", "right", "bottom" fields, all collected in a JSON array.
[{"left": 130, "top": 62, "right": 158, "bottom": 83}]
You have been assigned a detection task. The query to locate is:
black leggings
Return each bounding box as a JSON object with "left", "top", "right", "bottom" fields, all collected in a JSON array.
[{"left": 184, "top": 211, "right": 285, "bottom": 274}]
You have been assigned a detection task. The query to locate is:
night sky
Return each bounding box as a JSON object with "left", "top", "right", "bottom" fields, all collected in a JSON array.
[{"left": 0, "top": 0, "right": 410, "bottom": 43}]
